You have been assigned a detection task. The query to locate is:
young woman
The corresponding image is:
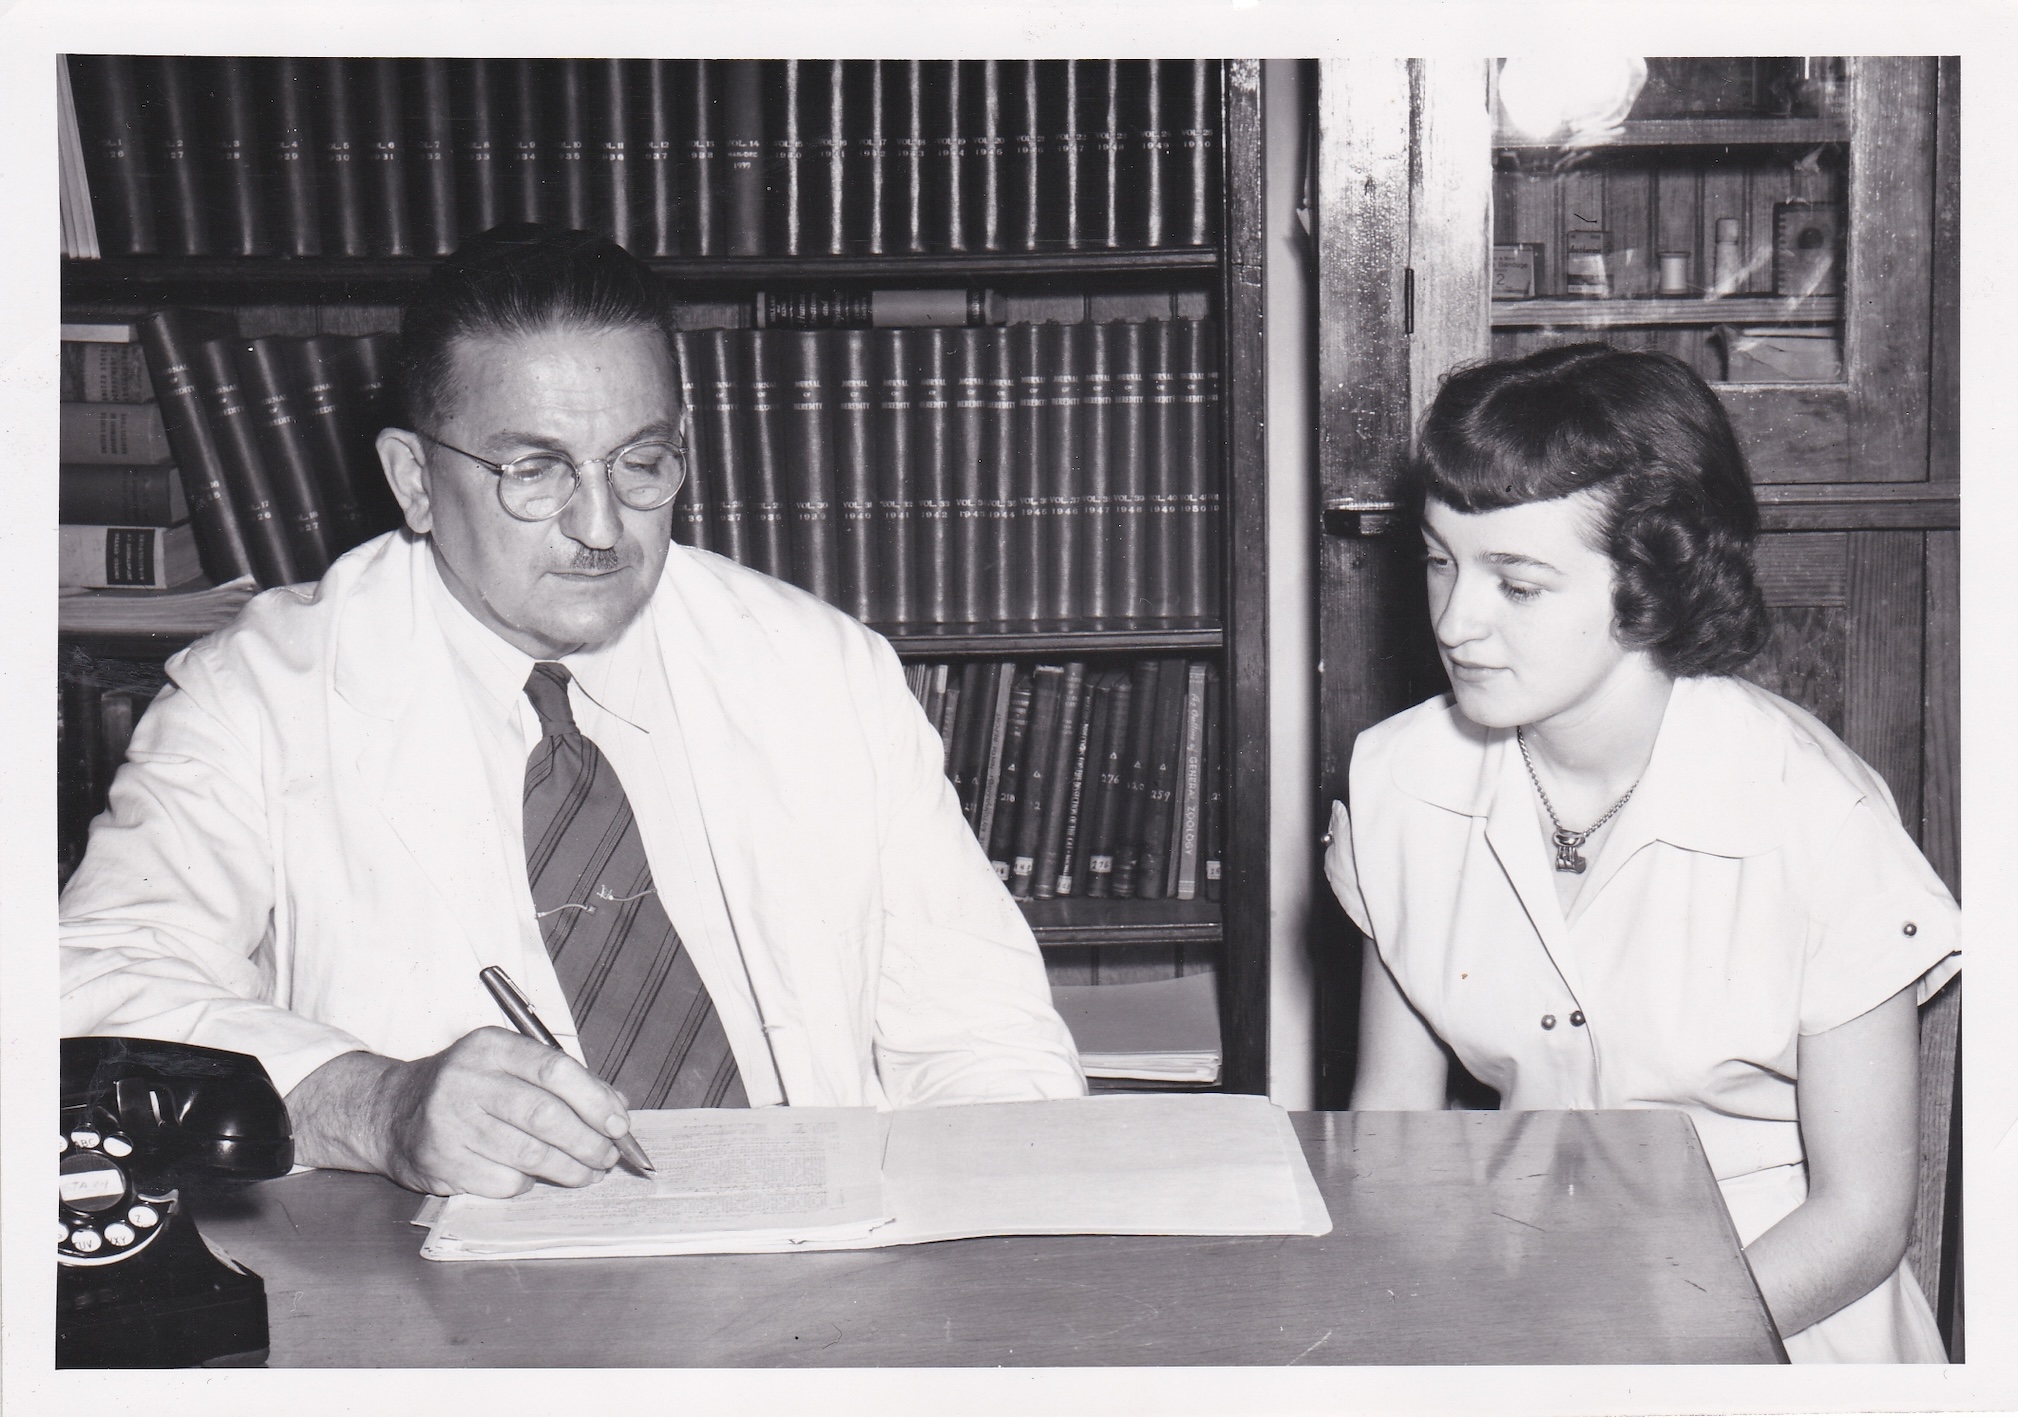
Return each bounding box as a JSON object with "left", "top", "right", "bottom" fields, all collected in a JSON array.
[{"left": 1326, "top": 344, "right": 1958, "bottom": 1362}]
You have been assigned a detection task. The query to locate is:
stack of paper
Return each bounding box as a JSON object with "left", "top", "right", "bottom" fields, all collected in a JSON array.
[
  {"left": 415, "top": 1092, "right": 1328, "bottom": 1261},
  {"left": 59, "top": 575, "right": 258, "bottom": 636},
  {"left": 1051, "top": 972, "right": 1222, "bottom": 1083}
]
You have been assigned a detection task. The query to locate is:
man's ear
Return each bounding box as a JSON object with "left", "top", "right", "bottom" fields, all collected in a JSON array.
[{"left": 377, "top": 428, "right": 434, "bottom": 535}]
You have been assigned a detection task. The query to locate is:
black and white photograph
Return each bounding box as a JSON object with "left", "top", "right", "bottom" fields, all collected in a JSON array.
[{"left": 5, "top": 3, "right": 2013, "bottom": 1415}]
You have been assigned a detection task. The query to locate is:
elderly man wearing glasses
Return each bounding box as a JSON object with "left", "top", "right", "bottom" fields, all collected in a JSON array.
[{"left": 61, "top": 226, "right": 1084, "bottom": 1199}]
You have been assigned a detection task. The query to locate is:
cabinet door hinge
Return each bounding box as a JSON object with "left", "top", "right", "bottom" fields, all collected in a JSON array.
[{"left": 1404, "top": 267, "right": 1415, "bottom": 336}]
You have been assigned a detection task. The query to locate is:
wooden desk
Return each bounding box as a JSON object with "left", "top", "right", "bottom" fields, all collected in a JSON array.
[{"left": 190, "top": 1108, "right": 1785, "bottom": 1365}]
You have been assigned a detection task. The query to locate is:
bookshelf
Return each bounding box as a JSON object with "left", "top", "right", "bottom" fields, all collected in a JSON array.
[{"left": 58, "top": 57, "right": 1272, "bottom": 1094}]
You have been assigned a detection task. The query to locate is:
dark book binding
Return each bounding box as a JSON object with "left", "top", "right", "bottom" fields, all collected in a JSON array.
[
  {"left": 832, "top": 329, "right": 877, "bottom": 622},
  {"left": 1057, "top": 669, "right": 1116, "bottom": 896},
  {"left": 1031, "top": 662, "right": 1088, "bottom": 900},
  {"left": 1111, "top": 318, "right": 1152, "bottom": 617},
  {"left": 363, "top": 58, "right": 412, "bottom": 257},
  {"left": 59, "top": 464, "right": 184, "bottom": 527},
  {"left": 235, "top": 337, "right": 336, "bottom": 577},
  {"left": 980, "top": 328, "right": 1018, "bottom": 625},
  {"left": 453, "top": 59, "right": 502, "bottom": 240},
  {"left": 315, "top": 58, "right": 369, "bottom": 258},
  {"left": 1087, "top": 60, "right": 1124, "bottom": 251},
  {"left": 136, "top": 310, "right": 253, "bottom": 585},
  {"left": 137, "top": 56, "right": 210, "bottom": 256},
  {"left": 593, "top": 59, "right": 637, "bottom": 250},
  {"left": 695, "top": 328, "right": 750, "bottom": 565},
  {"left": 1202, "top": 662, "right": 1224, "bottom": 902},
  {"left": 550, "top": 59, "right": 591, "bottom": 232},
  {"left": 988, "top": 671, "right": 1035, "bottom": 881},
  {"left": 1135, "top": 60, "right": 1170, "bottom": 248},
  {"left": 1146, "top": 316, "right": 1181, "bottom": 619},
  {"left": 814, "top": 60, "right": 848, "bottom": 257},
  {"left": 846, "top": 60, "right": 888, "bottom": 255},
  {"left": 1040, "top": 320, "right": 1084, "bottom": 622},
  {"left": 720, "top": 61, "right": 766, "bottom": 257},
  {"left": 680, "top": 60, "right": 719, "bottom": 256},
  {"left": 949, "top": 326, "right": 989, "bottom": 626},
  {"left": 1008, "top": 321, "right": 1047, "bottom": 624},
  {"left": 741, "top": 329, "right": 793, "bottom": 580},
  {"left": 345, "top": 333, "right": 401, "bottom": 484},
  {"left": 1133, "top": 657, "right": 1191, "bottom": 899},
  {"left": 949, "top": 660, "right": 997, "bottom": 825},
  {"left": 1082, "top": 667, "right": 1135, "bottom": 898},
  {"left": 971, "top": 60, "right": 1005, "bottom": 254},
  {"left": 1043, "top": 61, "right": 1088, "bottom": 251},
  {"left": 193, "top": 337, "right": 303, "bottom": 587},
  {"left": 764, "top": 60, "right": 807, "bottom": 258},
  {"left": 70, "top": 56, "right": 157, "bottom": 255},
  {"left": 206, "top": 58, "right": 270, "bottom": 257},
  {"left": 1179, "top": 318, "right": 1221, "bottom": 620},
  {"left": 782, "top": 330, "right": 838, "bottom": 602},
  {"left": 502, "top": 58, "right": 546, "bottom": 225},
  {"left": 912, "top": 327, "right": 955, "bottom": 627},
  {"left": 1078, "top": 320, "right": 1116, "bottom": 622},
  {"left": 1006, "top": 61, "right": 1043, "bottom": 253},
  {"left": 890, "top": 61, "right": 928, "bottom": 255},
  {"left": 872, "top": 328, "right": 918, "bottom": 627},
  {"left": 1172, "top": 60, "right": 1220, "bottom": 248},
  {"left": 289, "top": 334, "right": 386, "bottom": 546},
  {"left": 262, "top": 59, "right": 322, "bottom": 258},
  {"left": 639, "top": 61, "right": 680, "bottom": 258},
  {"left": 667, "top": 330, "right": 710, "bottom": 552},
  {"left": 1107, "top": 658, "right": 1162, "bottom": 898},
  {"left": 1008, "top": 664, "right": 1065, "bottom": 898},
  {"left": 973, "top": 664, "right": 1016, "bottom": 851},
  {"left": 409, "top": 58, "right": 460, "bottom": 257},
  {"left": 929, "top": 60, "right": 967, "bottom": 254}
]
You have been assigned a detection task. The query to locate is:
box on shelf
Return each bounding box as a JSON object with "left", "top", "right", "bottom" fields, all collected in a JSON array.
[
  {"left": 1715, "top": 326, "right": 1842, "bottom": 383},
  {"left": 1491, "top": 244, "right": 1542, "bottom": 300}
]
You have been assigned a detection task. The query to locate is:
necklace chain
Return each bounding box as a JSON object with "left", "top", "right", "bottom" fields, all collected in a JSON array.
[{"left": 1516, "top": 727, "right": 1640, "bottom": 874}]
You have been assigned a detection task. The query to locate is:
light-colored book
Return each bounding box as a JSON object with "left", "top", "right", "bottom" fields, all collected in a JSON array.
[{"left": 1052, "top": 971, "right": 1223, "bottom": 1083}]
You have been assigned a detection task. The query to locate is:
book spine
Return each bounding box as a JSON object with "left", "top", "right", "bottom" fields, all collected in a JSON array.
[
  {"left": 236, "top": 337, "right": 335, "bottom": 577},
  {"left": 972, "top": 60, "right": 1004, "bottom": 253},
  {"left": 935, "top": 662, "right": 963, "bottom": 766},
  {"left": 137, "top": 310, "right": 253, "bottom": 585},
  {"left": 407, "top": 58, "right": 459, "bottom": 257},
  {"left": 1089, "top": 60, "right": 1123, "bottom": 251},
  {"left": 765, "top": 60, "right": 806, "bottom": 258},
  {"left": 945, "top": 660, "right": 988, "bottom": 817},
  {"left": 70, "top": 56, "right": 157, "bottom": 255},
  {"left": 756, "top": 289, "right": 1004, "bottom": 329},
  {"left": 1007, "top": 61, "right": 1043, "bottom": 253},
  {"left": 913, "top": 327, "right": 955, "bottom": 627},
  {"left": 454, "top": 59, "right": 501, "bottom": 240},
  {"left": 593, "top": 59, "right": 636, "bottom": 250},
  {"left": 1135, "top": 60, "right": 1169, "bottom": 248},
  {"left": 930, "top": 60, "right": 966, "bottom": 253},
  {"left": 1175, "top": 661, "right": 1207, "bottom": 899},
  {"left": 195, "top": 338, "right": 303, "bottom": 587},
  {"left": 922, "top": 661, "right": 949, "bottom": 743},
  {"left": 891, "top": 61, "right": 928, "bottom": 255},
  {"left": 697, "top": 328, "right": 749, "bottom": 565},
  {"left": 665, "top": 331, "right": 707, "bottom": 551},
  {"left": 1179, "top": 318, "right": 1221, "bottom": 620},
  {"left": 783, "top": 330, "right": 838, "bottom": 603},
  {"left": 140, "top": 56, "right": 210, "bottom": 256},
  {"left": 980, "top": 329, "right": 1018, "bottom": 625},
  {"left": 59, "top": 464, "right": 186, "bottom": 527},
  {"left": 503, "top": 58, "right": 546, "bottom": 225},
  {"left": 60, "top": 524, "right": 198, "bottom": 591},
  {"left": 1041, "top": 320, "right": 1084, "bottom": 622},
  {"left": 988, "top": 671, "right": 1035, "bottom": 880},
  {"left": 1108, "top": 658, "right": 1161, "bottom": 898},
  {"left": 847, "top": 60, "right": 887, "bottom": 255},
  {"left": 1081, "top": 668, "right": 1134, "bottom": 898},
  {"left": 681, "top": 60, "right": 719, "bottom": 255},
  {"left": 741, "top": 329, "right": 793, "bottom": 580},
  {"left": 1202, "top": 662, "right": 1224, "bottom": 902},
  {"left": 1133, "top": 657, "right": 1191, "bottom": 898},
  {"left": 289, "top": 334, "right": 382, "bottom": 545},
  {"left": 1031, "top": 662, "right": 1088, "bottom": 900},
  {"left": 315, "top": 59, "right": 369, "bottom": 257},
  {"left": 974, "top": 664, "right": 1016, "bottom": 851},
  {"left": 551, "top": 59, "right": 591, "bottom": 231},
  {"left": 1078, "top": 320, "right": 1115, "bottom": 621},
  {"left": 815, "top": 59, "right": 847, "bottom": 257},
  {"left": 1058, "top": 669, "right": 1115, "bottom": 895},
  {"left": 363, "top": 59, "right": 413, "bottom": 256},
  {"left": 950, "top": 326, "right": 989, "bottom": 627},
  {"left": 832, "top": 328, "right": 877, "bottom": 622},
  {"left": 60, "top": 343, "right": 151, "bottom": 404},
  {"left": 639, "top": 60, "right": 679, "bottom": 257},
  {"left": 1147, "top": 317, "right": 1181, "bottom": 619},
  {"left": 1009, "top": 664, "right": 1065, "bottom": 898},
  {"left": 207, "top": 58, "right": 271, "bottom": 257},
  {"left": 720, "top": 61, "right": 766, "bottom": 256},
  {"left": 872, "top": 327, "right": 917, "bottom": 626},
  {"left": 1111, "top": 318, "right": 1151, "bottom": 618},
  {"left": 262, "top": 58, "right": 322, "bottom": 258},
  {"left": 1009, "top": 321, "right": 1048, "bottom": 624},
  {"left": 1173, "top": 60, "right": 1219, "bottom": 248},
  {"left": 60, "top": 404, "right": 171, "bottom": 465},
  {"left": 1046, "top": 61, "right": 1086, "bottom": 251},
  {"left": 345, "top": 332, "right": 401, "bottom": 486}
]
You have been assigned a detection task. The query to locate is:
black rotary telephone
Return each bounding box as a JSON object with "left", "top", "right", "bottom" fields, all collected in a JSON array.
[{"left": 59, "top": 1037, "right": 294, "bottom": 1368}]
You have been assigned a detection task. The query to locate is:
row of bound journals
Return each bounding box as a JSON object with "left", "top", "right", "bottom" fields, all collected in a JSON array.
[
  {"left": 68, "top": 56, "right": 1222, "bottom": 262},
  {"left": 906, "top": 659, "right": 1222, "bottom": 904}
]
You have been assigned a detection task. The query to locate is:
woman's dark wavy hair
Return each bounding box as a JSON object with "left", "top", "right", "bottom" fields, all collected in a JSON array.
[
  {"left": 396, "top": 222, "right": 678, "bottom": 433},
  {"left": 1409, "top": 343, "right": 1769, "bottom": 677}
]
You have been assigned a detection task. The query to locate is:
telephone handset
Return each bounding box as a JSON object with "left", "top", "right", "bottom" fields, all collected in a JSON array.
[{"left": 59, "top": 1036, "right": 294, "bottom": 1368}]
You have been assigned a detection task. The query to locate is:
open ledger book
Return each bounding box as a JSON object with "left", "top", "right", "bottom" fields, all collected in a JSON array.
[{"left": 415, "top": 1092, "right": 1329, "bottom": 1260}]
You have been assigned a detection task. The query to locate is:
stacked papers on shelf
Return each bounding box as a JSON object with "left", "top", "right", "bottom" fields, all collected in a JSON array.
[
  {"left": 1051, "top": 971, "right": 1222, "bottom": 1083},
  {"left": 59, "top": 575, "right": 258, "bottom": 636}
]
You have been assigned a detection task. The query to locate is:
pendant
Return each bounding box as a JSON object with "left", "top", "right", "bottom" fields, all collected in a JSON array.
[{"left": 1551, "top": 828, "right": 1590, "bottom": 874}]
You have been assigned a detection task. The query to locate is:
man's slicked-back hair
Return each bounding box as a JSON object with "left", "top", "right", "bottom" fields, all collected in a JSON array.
[
  {"left": 396, "top": 223, "right": 678, "bottom": 432},
  {"left": 1409, "top": 342, "right": 1770, "bottom": 678}
]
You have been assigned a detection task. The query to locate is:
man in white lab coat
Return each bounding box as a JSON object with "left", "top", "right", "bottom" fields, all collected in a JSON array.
[{"left": 61, "top": 226, "right": 1083, "bottom": 1198}]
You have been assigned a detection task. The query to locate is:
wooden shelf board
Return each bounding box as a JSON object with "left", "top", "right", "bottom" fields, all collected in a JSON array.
[
  {"left": 884, "top": 621, "right": 1222, "bottom": 656},
  {"left": 1494, "top": 116, "right": 1848, "bottom": 150},
  {"left": 1755, "top": 482, "right": 1959, "bottom": 532},
  {"left": 1022, "top": 895, "right": 1223, "bottom": 948},
  {"left": 1493, "top": 296, "right": 1840, "bottom": 328}
]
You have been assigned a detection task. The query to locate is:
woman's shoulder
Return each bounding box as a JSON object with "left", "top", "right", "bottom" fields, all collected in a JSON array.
[
  {"left": 1351, "top": 695, "right": 1497, "bottom": 817},
  {"left": 1691, "top": 676, "right": 1902, "bottom": 823}
]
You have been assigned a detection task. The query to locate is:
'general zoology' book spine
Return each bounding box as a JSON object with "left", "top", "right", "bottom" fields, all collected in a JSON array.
[
  {"left": 1133, "top": 657, "right": 1191, "bottom": 899},
  {"left": 1107, "top": 658, "right": 1161, "bottom": 898},
  {"left": 890, "top": 61, "right": 928, "bottom": 255},
  {"left": 194, "top": 338, "right": 302, "bottom": 588},
  {"left": 741, "top": 329, "right": 793, "bottom": 581},
  {"left": 264, "top": 58, "right": 322, "bottom": 258},
  {"left": 988, "top": 671, "right": 1035, "bottom": 880},
  {"left": 980, "top": 328, "right": 1018, "bottom": 625},
  {"left": 681, "top": 60, "right": 720, "bottom": 255},
  {"left": 1202, "top": 662, "right": 1224, "bottom": 902},
  {"left": 950, "top": 326, "right": 989, "bottom": 626},
  {"left": 1040, "top": 320, "right": 1084, "bottom": 622},
  {"left": 639, "top": 60, "right": 680, "bottom": 258},
  {"left": 1031, "top": 661, "right": 1088, "bottom": 900},
  {"left": 720, "top": 60, "right": 766, "bottom": 257},
  {"left": 765, "top": 60, "right": 808, "bottom": 258},
  {"left": 69, "top": 55, "right": 156, "bottom": 255},
  {"left": 1009, "top": 321, "right": 1048, "bottom": 624},
  {"left": 1109, "top": 318, "right": 1150, "bottom": 618},
  {"left": 1008, "top": 663, "right": 1065, "bottom": 898},
  {"left": 872, "top": 327, "right": 917, "bottom": 626},
  {"left": 1173, "top": 660, "right": 1208, "bottom": 899},
  {"left": 316, "top": 58, "right": 369, "bottom": 258},
  {"left": 695, "top": 328, "right": 748, "bottom": 565},
  {"left": 913, "top": 327, "right": 955, "bottom": 627},
  {"left": 1081, "top": 666, "right": 1134, "bottom": 898},
  {"left": 832, "top": 328, "right": 877, "bottom": 622},
  {"left": 593, "top": 59, "right": 637, "bottom": 251},
  {"left": 1179, "top": 318, "right": 1221, "bottom": 620},
  {"left": 1055, "top": 668, "right": 1115, "bottom": 896},
  {"left": 454, "top": 59, "right": 501, "bottom": 240},
  {"left": 666, "top": 331, "right": 709, "bottom": 552},
  {"left": 137, "top": 310, "right": 252, "bottom": 585},
  {"left": 207, "top": 58, "right": 270, "bottom": 257},
  {"left": 974, "top": 664, "right": 1017, "bottom": 852},
  {"left": 139, "top": 55, "right": 210, "bottom": 256},
  {"left": 502, "top": 58, "right": 546, "bottom": 225},
  {"left": 1078, "top": 320, "right": 1115, "bottom": 621},
  {"left": 234, "top": 337, "right": 335, "bottom": 578},
  {"left": 61, "top": 404, "right": 170, "bottom": 466},
  {"left": 363, "top": 58, "right": 412, "bottom": 257},
  {"left": 289, "top": 334, "right": 381, "bottom": 546},
  {"left": 550, "top": 59, "right": 591, "bottom": 232},
  {"left": 783, "top": 330, "right": 837, "bottom": 603}
]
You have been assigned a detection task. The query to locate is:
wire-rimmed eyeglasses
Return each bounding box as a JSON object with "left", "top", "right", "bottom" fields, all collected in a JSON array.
[{"left": 417, "top": 430, "right": 687, "bottom": 523}]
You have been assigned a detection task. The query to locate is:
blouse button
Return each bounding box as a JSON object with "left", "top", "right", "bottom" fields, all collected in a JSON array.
[
  {"left": 1569, "top": 1010, "right": 1586, "bottom": 1027},
  {"left": 1540, "top": 1014, "right": 1556, "bottom": 1030},
  {"left": 1903, "top": 921, "right": 1918, "bottom": 936}
]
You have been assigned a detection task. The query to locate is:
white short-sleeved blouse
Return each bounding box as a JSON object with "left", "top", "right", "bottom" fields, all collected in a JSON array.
[{"left": 1326, "top": 675, "right": 1959, "bottom": 1362}]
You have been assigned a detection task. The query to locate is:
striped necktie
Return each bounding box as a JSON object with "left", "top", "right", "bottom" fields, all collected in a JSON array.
[{"left": 521, "top": 661, "right": 746, "bottom": 1109}]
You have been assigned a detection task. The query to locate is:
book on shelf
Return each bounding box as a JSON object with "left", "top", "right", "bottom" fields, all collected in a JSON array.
[
  {"left": 1174, "top": 660, "right": 1208, "bottom": 900},
  {"left": 1050, "top": 971, "right": 1221, "bottom": 1083},
  {"left": 60, "top": 463, "right": 187, "bottom": 527},
  {"left": 1133, "top": 656, "right": 1190, "bottom": 899},
  {"left": 315, "top": 56, "right": 370, "bottom": 258},
  {"left": 60, "top": 339, "right": 151, "bottom": 404},
  {"left": 60, "top": 403, "right": 170, "bottom": 466},
  {"left": 753, "top": 289, "right": 1008, "bottom": 330},
  {"left": 205, "top": 57, "right": 270, "bottom": 258},
  {"left": 265, "top": 58, "right": 323, "bottom": 259},
  {"left": 60, "top": 523, "right": 202, "bottom": 591},
  {"left": 59, "top": 575, "right": 259, "bottom": 636},
  {"left": 58, "top": 56, "right": 102, "bottom": 260},
  {"left": 137, "top": 309, "right": 255, "bottom": 586},
  {"left": 60, "top": 322, "right": 135, "bottom": 344},
  {"left": 1036, "top": 665, "right": 1097, "bottom": 899},
  {"left": 1080, "top": 667, "right": 1133, "bottom": 898}
]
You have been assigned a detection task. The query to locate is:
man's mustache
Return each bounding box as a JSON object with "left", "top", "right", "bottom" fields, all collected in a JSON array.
[{"left": 571, "top": 546, "right": 622, "bottom": 571}]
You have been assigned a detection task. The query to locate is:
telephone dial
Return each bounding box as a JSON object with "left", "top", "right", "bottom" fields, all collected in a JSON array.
[{"left": 59, "top": 1036, "right": 293, "bottom": 1367}]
